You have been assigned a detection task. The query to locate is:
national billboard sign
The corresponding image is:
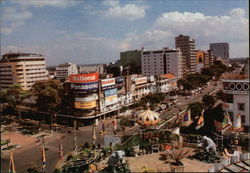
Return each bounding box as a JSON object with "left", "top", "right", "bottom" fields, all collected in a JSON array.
[
  {"left": 135, "top": 77, "right": 147, "bottom": 85},
  {"left": 69, "top": 72, "right": 99, "bottom": 83},
  {"left": 104, "top": 88, "right": 117, "bottom": 97},
  {"left": 101, "top": 78, "right": 116, "bottom": 90},
  {"left": 70, "top": 82, "right": 98, "bottom": 92},
  {"left": 105, "top": 94, "right": 118, "bottom": 106}
]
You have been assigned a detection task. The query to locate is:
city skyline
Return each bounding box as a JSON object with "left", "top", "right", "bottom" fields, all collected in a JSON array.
[{"left": 1, "top": 0, "right": 249, "bottom": 66}]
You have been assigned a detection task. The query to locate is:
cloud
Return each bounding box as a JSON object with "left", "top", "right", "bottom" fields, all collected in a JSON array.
[
  {"left": 2, "top": 7, "right": 248, "bottom": 65},
  {"left": 116, "top": 8, "right": 249, "bottom": 57},
  {"left": 14, "top": 0, "right": 76, "bottom": 8},
  {"left": 104, "top": 4, "right": 146, "bottom": 21},
  {"left": 154, "top": 9, "right": 248, "bottom": 41},
  {"left": 1, "top": 7, "right": 32, "bottom": 35},
  {"left": 230, "top": 8, "right": 245, "bottom": 17},
  {"left": 103, "top": 0, "right": 119, "bottom": 7}
]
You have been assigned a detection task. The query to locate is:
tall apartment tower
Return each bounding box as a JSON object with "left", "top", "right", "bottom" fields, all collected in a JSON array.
[
  {"left": 207, "top": 50, "right": 214, "bottom": 66},
  {"left": 175, "top": 34, "right": 197, "bottom": 75},
  {"left": 210, "top": 42, "right": 229, "bottom": 59},
  {"left": 0, "top": 52, "right": 48, "bottom": 90},
  {"left": 141, "top": 47, "right": 183, "bottom": 78}
]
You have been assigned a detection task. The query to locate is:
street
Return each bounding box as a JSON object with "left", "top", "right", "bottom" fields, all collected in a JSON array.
[{"left": 1, "top": 80, "right": 222, "bottom": 173}]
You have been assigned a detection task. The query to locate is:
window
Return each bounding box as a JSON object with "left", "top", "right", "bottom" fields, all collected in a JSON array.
[
  {"left": 241, "top": 115, "right": 245, "bottom": 124},
  {"left": 238, "top": 103, "right": 245, "bottom": 111}
]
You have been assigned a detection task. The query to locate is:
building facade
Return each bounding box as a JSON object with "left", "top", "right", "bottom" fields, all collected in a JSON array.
[
  {"left": 79, "top": 64, "right": 104, "bottom": 74},
  {"left": 221, "top": 73, "right": 249, "bottom": 129},
  {"left": 0, "top": 52, "right": 48, "bottom": 90},
  {"left": 210, "top": 42, "right": 229, "bottom": 59},
  {"left": 207, "top": 50, "right": 214, "bottom": 66},
  {"left": 55, "top": 62, "right": 78, "bottom": 80},
  {"left": 120, "top": 49, "right": 141, "bottom": 74},
  {"left": 175, "top": 34, "right": 197, "bottom": 75},
  {"left": 141, "top": 47, "right": 183, "bottom": 78},
  {"left": 196, "top": 50, "right": 210, "bottom": 73}
]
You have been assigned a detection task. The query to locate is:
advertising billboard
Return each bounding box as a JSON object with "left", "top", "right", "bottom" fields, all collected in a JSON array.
[
  {"left": 116, "top": 76, "right": 124, "bottom": 83},
  {"left": 75, "top": 101, "right": 96, "bottom": 109},
  {"left": 75, "top": 93, "right": 98, "bottom": 102},
  {"left": 104, "top": 88, "right": 117, "bottom": 97},
  {"left": 101, "top": 78, "right": 116, "bottom": 90},
  {"left": 70, "top": 82, "right": 98, "bottom": 92},
  {"left": 135, "top": 77, "right": 147, "bottom": 85},
  {"left": 105, "top": 94, "right": 118, "bottom": 106},
  {"left": 69, "top": 72, "right": 99, "bottom": 83}
]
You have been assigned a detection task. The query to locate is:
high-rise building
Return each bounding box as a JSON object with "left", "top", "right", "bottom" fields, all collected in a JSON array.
[
  {"left": 0, "top": 52, "right": 48, "bottom": 90},
  {"left": 141, "top": 47, "right": 183, "bottom": 78},
  {"left": 120, "top": 50, "right": 141, "bottom": 74},
  {"left": 55, "top": 62, "right": 78, "bottom": 80},
  {"left": 175, "top": 34, "right": 197, "bottom": 75},
  {"left": 210, "top": 42, "right": 229, "bottom": 59},
  {"left": 207, "top": 49, "right": 214, "bottom": 66}
]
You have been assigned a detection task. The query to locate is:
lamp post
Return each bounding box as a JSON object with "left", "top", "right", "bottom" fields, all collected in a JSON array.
[
  {"left": 92, "top": 123, "right": 97, "bottom": 147},
  {"left": 73, "top": 120, "right": 78, "bottom": 154}
]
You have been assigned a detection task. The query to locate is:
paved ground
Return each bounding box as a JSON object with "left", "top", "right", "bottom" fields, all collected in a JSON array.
[
  {"left": 1, "top": 117, "right": 136, "bottom": 173},
  {"left": 126, "top": 151, "right": 214, "bottom": 172}
]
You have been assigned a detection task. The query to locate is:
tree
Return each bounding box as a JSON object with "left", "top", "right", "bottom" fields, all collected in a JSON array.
[
  {"left": 31, "top": 80, "right": 62, "bottom": 112},
  {"left": 177, "top": 79, "right": 185, "bottom": 89},
  {"left": 188, "top": 102, "right": 204, "bottom": 119},
  {"left": 201, "top": 68, "right": 214, "bottom": 79},
  {"left": 202, "top": 95, "right": 216, "bottom": 108},
  {"left": 119, "top": 117, "right": 132, "bottom": 135},
  {"left": 1, "top": 84, "right": 30, "bottom": 121},
  {"left": 26, "top": 163, "right": 40, "bottom": 173},
  {"left": 31, "top": 80, "right": 62, "bottom": 129}
]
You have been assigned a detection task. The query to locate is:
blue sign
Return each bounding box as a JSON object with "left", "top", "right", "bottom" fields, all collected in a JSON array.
[
  {"left": 104, "top": 88, "right": 117, "bottom": 97},
  {"left": 116, "top": 76, "right": 124, "bottom": 83}
]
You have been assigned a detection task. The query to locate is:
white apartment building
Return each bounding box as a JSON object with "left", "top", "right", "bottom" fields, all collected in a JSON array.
[
  {"left": 55, "top": 62, "right": 78, "bottom": 80},
  {"left": 79, "top": 64, "right": 104, "bottom": 74},
  {"left": 0, "top": 52, "right": 48, "bottom": 90},
  {"left": 141, "top": 47, "right": 183, "bottom": 78},
  {"left": 221, "top": 73, "right": 249, "bottom": 128}
]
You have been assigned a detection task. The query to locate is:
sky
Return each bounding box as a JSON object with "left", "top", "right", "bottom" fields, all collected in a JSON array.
[{"left": 1, "top": 0, "right": 249, "bottom": 66}]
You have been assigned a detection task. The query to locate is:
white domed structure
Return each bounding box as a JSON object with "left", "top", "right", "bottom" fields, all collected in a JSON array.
[{"left": 137, "top": 108, "right": 160, "bottom": 127}]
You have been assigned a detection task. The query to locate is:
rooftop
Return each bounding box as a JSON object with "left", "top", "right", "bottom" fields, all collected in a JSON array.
[
  {"left": 2, "top": 52, "right": 43, "bottom": 59},
  {"left": 160, "top": 73, "right": 177, "bottom": 79},
  {"left": 221, "top": 73, "right": 249, "bottom": 80}
]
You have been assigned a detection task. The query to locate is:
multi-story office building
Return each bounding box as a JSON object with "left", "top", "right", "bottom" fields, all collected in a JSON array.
[
  {"left": 55, "top": 62, "right": 78, "bottom": 80},
  {"left": 79, "top": 64, "right": 104, "bottom": 74},
  {"left": 141, "top": 47, "right": 183, "bottom": 78},
  {"left": 120, "top": 49, "right": 141, "bottom": 74},
  {"left": 0, "top": 52, "right": 48, "bottom": 90},
  {"left": 210, "top": 42, "right": 229, "bottom": 59},
  {"left": 175, "top": 34, "right": 197, "bottom": 75}
]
